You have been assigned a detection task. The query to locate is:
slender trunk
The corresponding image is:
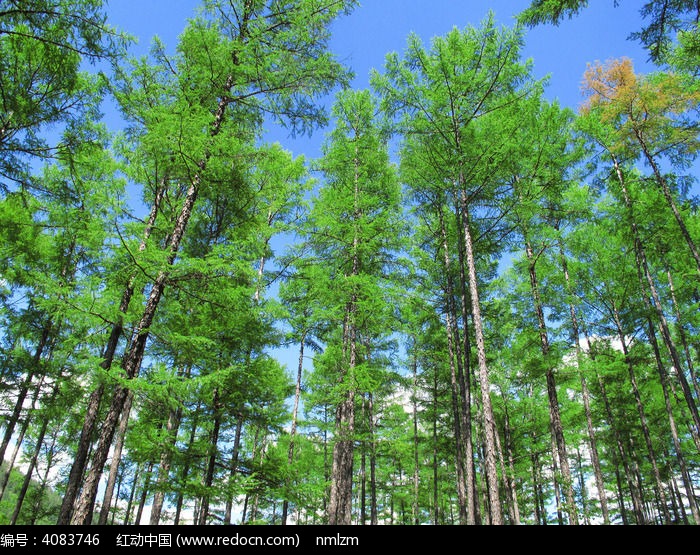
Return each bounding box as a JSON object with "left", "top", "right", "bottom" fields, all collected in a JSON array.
[
  {"left": 0, "top": 324, "right": 50, "bottom": 465},
  {"left": 149, "top": 402, "right": 182, "bottom": 525},
  {"left": 641, "top": 252, "right": 700, "bottom": 442},
  {"left": 550, "top": 429, "right": 564, "bottom": 525},
  {"left": 198, "top": 388, "right": 222, "bottom": 526},
  {"left": 411, "top": 338, "right": 420, "bottom": 525},
  {"left": 454, "top": 199, "right": 478, "bottom": 524},
  {"left": 328, "top": 141, "right": 362, "bottom": 526},
  {"left": 587, "top": 331, "right": 646, "bottom": 524},
  {"left": 575, "top": 448, "right": 590, "bottom": 525},
  {"left": 557, "top": 241, "right": 610, "bottom": 524},
  {"left": 436, "top": 202, "right": 468, "bottom": 523},
  {"left": 59, "top": 184, "right": 165, "bottom": 524},
  {"left": 224, "top": 416, "right": 244, "bottom": 524},
  {"left": 71, "top": 173, "right": 200, "bottom": 525},
  {"left": 71, "top": 29, "right": 246, "bottom": 518},
  {"left": 667, "top": 268, "right": 700, "bottom": 404},
  {"left": 611, "top": 304, "right": 671, "bottom": 524},
  {"left": 134, "top": 462, "right": 154, "bottom": 525},
  {"left": 432, "top": 368, "right": 439, "bottom": 525},
  {"left": 368, "top": 392, "right": 377, "bottom": 525},
  {"left": 494, "top": 406, "right": 512, "bottom": 524},
  {"left": 30, "top": 432, "right": 58, "bottom": 525},
  {"left": 531, "top": 451, "right": 546, "bottom": 525},
  {"left": 10, "top": 385, "right": 57, "bottom": 524},
  {"left": 98, "top": 391, "right": 134, "bottom": 525},
  {"left": 458, "top": 189, "right": 502, "bottom": 525},
  {"left": 524, "top": 237, "right": 578, "bottom": 524},
  {"left": 111, "top": 466, "right": 123, "bottom": 525},
  {"left": 613, "top": 464, "right": 630, "bottom": 525},
  {"left": 0, "top": 372, "right": 48, "bottom": 502},
  {"left": 612, "top": 154, "right": 694, "bottom": 523},
  {"left": 58, "top": 384, "right": 103, "bottom": 524},
  {"left": 0, "top": 428, "right": 24, "bottom": 501},
  {"left": 123, "top": 465, "right": 140, "bottom": 525},
  {"left": 670, "top": 472, "right": 689, "bottom": 524},
  {"left": 360, "top": 428, "right": 366, "bottom": 525},
  {"left": 501, "top": 401, "right": 521, "bottom": 525},
  {"left": 613, "top": 153, "right": 700, "bottom": 439},
  {"left": 282, "top": 332, "right": 306, "bottom": 525},
  {"left": 648, "top": 313, "right": 700, "bottom": 523},
  {"left": 174, "top": 402, "right": 202, "bottom": 525},
  {"left": 245, "top": 426, "right": 266, "bottom": 524},
  {"left": 634, "top": 130, "right": 700, "bottom": 275}
]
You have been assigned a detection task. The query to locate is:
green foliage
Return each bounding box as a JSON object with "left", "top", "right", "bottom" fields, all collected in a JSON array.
[
  {"left": 0, "top": 463, "right": 63, "bottom": 524},
  {"left": 0, "top": 0, "right": 128, "bottom": 181},
  {"left": 2, "top": 0, "right": 699, "bottom": 527}
]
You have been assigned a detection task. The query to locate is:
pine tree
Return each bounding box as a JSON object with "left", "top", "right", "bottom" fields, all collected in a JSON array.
[
  {"left": 374, "top": 14, "right": 542, "bottom": 524},
  {"left": 299, "top": 89, "right": 404, "bottom": 524},
  {"left": 63, "top": 0, "right": 357, "bottom": 525}
]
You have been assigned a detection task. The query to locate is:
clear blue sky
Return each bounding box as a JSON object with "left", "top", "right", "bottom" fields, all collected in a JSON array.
[{"left": 103, "top": 0, "right": 655, "bottom": 155}]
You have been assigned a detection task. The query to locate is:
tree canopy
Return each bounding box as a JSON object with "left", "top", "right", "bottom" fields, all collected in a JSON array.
[{"left": 1, "top": 0, "right": 699, "bottom": 528}]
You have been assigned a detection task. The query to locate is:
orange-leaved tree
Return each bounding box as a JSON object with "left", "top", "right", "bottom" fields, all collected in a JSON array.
[{"left": 581, "top": 57, "right": 700, "bottom": 276}]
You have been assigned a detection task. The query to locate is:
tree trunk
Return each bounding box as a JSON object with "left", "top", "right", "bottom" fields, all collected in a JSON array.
[
  {"left": 123, "top": 464, "right": 139, "bottom": 525},
  {"left": 500, "top": 400, "right": 521, "bottom": 524},
  {"left": 30, "top": 431, "right": 58, "bottom": 525},
  {"left": 634, "top": 129, "right": 700, "bottom": 275},
  {"left": 588, "top": 335, "right": 646, "bottom": 524},
  {"left": 611, "top": 304, "right": 671, "bottom": 524},
  {"left": 454, "top": 197, "right": 479, "bottom": 525},
  {"left": 174, "top": 401, "right": 202, "bottom": 525},
  {"left": 70, "top": 171, "right": 200, "bottom": 525},
  {"left": 10, "top": 385, "right": 56, "bottom": 524},
  {"left": 0, "top": 372, "right": 47, "bottom": 502},
  {"left": 436, "top": 202, "right": 469, "bottom": 523},
  {"left": 328, "top": 390, "right": 355, "bottom": 524},
  {"left": 575, "top": 448, "right": 590, "bottom": 525},
  {"left": 198, "top": 388, "right": 222, "bottom": 526},
  {"left": 411, "top": 339, "right": 421, "bottom": 526},
  {"left": 666, "top": 268, "right": 700, "bottom": 404},
  {"left": 613, "top": 153, "right": 700, "bottom": 440},
  {"left": 557, "top": 241, "right": 611, "bottom": 524},
  {"left": 368, "top": 392, "right": 378, "bottom": 525},
  {"left": 134, "top": 461, "right": 154, "bottom": 525},
  {"left": 458, "top": 190, "right": 503, "bottom": 525},
  {"left": 59, "top": 184, "right": 164, "bottom": 524},
  {"left": 224, "top": 416, "right": 244, "bottom": 524},
  {"left": 531, "top": 451, "right": 546, "bottom": 525},
  {"left": 359, "top": 429, "right": 366, "bottom": 525},
  {"left": 524, "top": 237, "right": 578, "bottom": 524},
  {"left": 648, "top": 314, "right": 700, "bottom": 523},
  {"left": 98, "top": 391, "right": 134, "bottom": 525},
  {"left": 328, "top": 143, "right": 362, "bottom": 526},
  {"left": 282, "top": 332, "right": 306, "bottom": 525},
  {"left": 0, "top": 324, "right": 50, "bottom": 466},
  {"left": 149, "top": 402, "right": 182, "bottom": 525},
  {"left": 431, "top": 368, "right": 439, "bottom": 525}
]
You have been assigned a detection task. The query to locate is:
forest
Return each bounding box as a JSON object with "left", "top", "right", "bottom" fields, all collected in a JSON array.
[{"left": 0, "top": 0, "right": 699, "bottom": 526}]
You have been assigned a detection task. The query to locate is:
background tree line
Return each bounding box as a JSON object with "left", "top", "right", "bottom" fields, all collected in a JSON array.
[{"left": 0, "top": 0, "right": 699, "bottom": 525}]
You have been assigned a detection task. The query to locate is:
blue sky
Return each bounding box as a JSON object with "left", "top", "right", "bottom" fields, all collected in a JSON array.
[{"left": 103, "top": 0, "right": 656, "bottom": 156}]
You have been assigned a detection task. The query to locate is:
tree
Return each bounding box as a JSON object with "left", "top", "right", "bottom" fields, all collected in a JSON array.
[
  {"left": 63, "top": 0, "right": 356, "bottom": 525},
  {"left": 581, "top": 58, "right": 700, "bottom": 276},
  {"left": 374, "top": 13, "right": 542, "bottom": 525},
  {"left": 301, "top": 88, "right": 404, "bottom": 524}
]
